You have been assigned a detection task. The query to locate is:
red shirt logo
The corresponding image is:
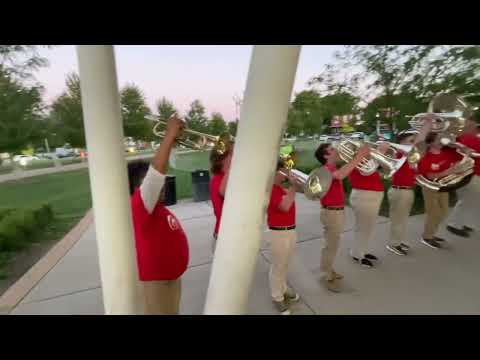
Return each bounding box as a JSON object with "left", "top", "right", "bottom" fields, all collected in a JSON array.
[{"left": 167, "top": 214, "right": 179, "bottom": 231}]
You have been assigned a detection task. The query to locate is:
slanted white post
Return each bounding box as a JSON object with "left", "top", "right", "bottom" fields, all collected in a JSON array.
[
  {"left": 204, "top": 45, "right": 301, "bottom": 314},
  {"left": 76, "top": 45, "right": 143, "bottom": 315}
]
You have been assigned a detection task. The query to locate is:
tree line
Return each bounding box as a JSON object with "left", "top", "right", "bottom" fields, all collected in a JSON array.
[
  {"left": 0, "top": 45, "right": 238, "bottom": 154},
  {"left": 2, "top": 45, "right": 479, "bottom": 153}
]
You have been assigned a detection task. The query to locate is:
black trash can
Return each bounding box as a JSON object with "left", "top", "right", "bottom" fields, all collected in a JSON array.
[
  {"left": 192, "top": 170, "right": 211, "bottom": 202},
  {"left": 163, "top": 175, "right": 177, "bottom": 206}
]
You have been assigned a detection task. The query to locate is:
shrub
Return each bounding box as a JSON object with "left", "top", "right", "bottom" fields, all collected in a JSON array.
[{"left": 0, "top": 205, "right": 54, "bottom": 252}]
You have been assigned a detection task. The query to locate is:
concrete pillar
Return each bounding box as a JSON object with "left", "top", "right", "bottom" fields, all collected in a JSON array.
[
  {"left": 204, "top": 45, "right": 301, "bottom": 314},
  {"left": 76, "top": 45, "right": 143, "bottom": 315}
]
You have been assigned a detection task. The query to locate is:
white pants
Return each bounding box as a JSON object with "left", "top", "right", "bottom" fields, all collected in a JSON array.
[
  {"left": 350, "top": 189, "right": 384, "bottom": 259},
  {"left": 388, "top": 188, "right": 414, "bottom": 246},
  {"left": 448, "top": 175, "right": 480, "bottom": 231},
  {"left": 268, "top": 230, "right": 297, "bottom": 302}
]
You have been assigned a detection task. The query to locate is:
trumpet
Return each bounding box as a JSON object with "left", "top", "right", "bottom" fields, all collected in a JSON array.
[
  {"left": 337, "top": 139, "right": 408, "bottom": 178},
  {"left": 151, "top": 116, "right": 234, "bottom": 155},
  {"left": 279, "top": 154, "right": 332, "bottom": 200}
]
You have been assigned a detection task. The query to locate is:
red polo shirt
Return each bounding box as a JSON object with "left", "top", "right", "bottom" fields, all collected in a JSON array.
[
  {"left": 320, "top": 163, "right": 345, "bottom": 207},
  {"left": 267, "top": 184, "right": 296, "bottom": 227},
  {"left": 457, "top": 133, "right": 480, "bottom": 176},
  {"left": 418, "top": 147, "right": 463, "bottom": 178},
  {"left": 348, "top": 168, "right": 384, "bottom": 192},
  {"left": 131, "top": 188, "right": 189, "bottom": 281},
  {"left": 210, "top": 172, "right": 225, "bottom": 236},
  {"left": 392, "top": 153, "right": 416, "bottom": 188}
]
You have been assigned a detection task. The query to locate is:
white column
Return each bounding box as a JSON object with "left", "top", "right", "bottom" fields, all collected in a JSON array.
[
  {"left": 76, "top": 46, "right": 143, "bottom": 315},
  {"left": 204, "top": 45, "right": 301, "bottom": 314}
]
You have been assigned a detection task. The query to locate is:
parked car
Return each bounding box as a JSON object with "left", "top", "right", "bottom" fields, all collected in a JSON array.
[
  {"left": 13, "top": 155, "right": 39, "bottom": 166},
  {"left": 319, "top": 135, "right": 329, "bottom": 142}
]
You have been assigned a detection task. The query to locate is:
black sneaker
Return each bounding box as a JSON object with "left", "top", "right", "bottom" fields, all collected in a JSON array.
[
  {"left": 399, "top": 243, "right": 410, "bottom": 252},
  {"left": 273, "top": 299, "right": 291, "bottom": 315},
  {"left": 446, "top": 225, "right": 470, "bottom": 238},
  {"left": 386, "top": 245, "right": 407, "bottom": 256},
  {"left": 463, "top": 226, "right": 474, "bottom": 232},
  {"left": 364, "top": 253, "right": 378, "bottom": 261},
  {"left": 434, "top": 236, "right": 447, "bottom": 242},
  {"left": 352, "top": 257, "right": 374, "bottom": 268},
  {"left": 420, "top": 237, "right": 442, "bottom": 249}
]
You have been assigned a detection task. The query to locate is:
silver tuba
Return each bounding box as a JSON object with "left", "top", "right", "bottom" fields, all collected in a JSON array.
[{"left": 410, "top": 93, "right": 477, "bottom": 191}]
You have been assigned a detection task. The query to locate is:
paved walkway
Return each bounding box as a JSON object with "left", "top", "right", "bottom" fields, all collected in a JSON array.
[
  {"left": 5, "top": 195, "right": 480, "bottom": 315},
  {"left": 0, "top": 153, "right": 155, "bottom": 184}
]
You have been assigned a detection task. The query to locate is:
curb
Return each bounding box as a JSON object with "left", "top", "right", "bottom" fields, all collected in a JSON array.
[{"left": 0, "top": 210, "right": 93, "bottom": 315}]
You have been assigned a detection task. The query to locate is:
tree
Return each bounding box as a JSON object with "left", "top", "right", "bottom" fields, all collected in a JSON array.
[
  {"left": 228, "top": 120, "right": 238, "bottom": 136},
  {"left": 120, "top": 84, "right": 152, "bottom": 140},
  {"left": 0, "top": 69, "right": 45, "bottom": 153},
  {"left": 309, "top": 45, "right": 480, "bottom": 104},
  {"left": 0, "top": 45, "right": 52, "bottom": 80},
  {"left": 156, "top": 97, "right": 178, "bottom": 122},
  {"left": 185, "top": 99, "right": 208, "bottom": 133},
  {"left": 208, "top": 112, "right": 228, "bottom": 135},
  {"left": 49, "top": 73, "right": 86, "bottom": 147}
]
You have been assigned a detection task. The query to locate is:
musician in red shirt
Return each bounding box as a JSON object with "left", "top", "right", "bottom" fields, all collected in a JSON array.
[
  {"left": 314, "top": 143, "right": 370, "bottom": 292},
  {"left": 266, "top": 160, "right": 300, "bottom": 315},
  {"left": 386, "top": 121, "right": 433, "bottom": 256},
  {"left": 417, "top": 132, "right": 464, "bottom": 249},
  {"left": 128, "top": 116, "right": 189, "bottom": 315},
  {"left": 209, "top": 141, "right": 234, "bottom": 253},
  {"left": 348, "top": 142, "right": 390, "bottom": 268},
  {"left": 447, "top": 113, "right": 480, "bottom": 237}
]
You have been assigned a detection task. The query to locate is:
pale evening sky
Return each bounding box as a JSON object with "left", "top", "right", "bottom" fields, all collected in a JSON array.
[{"left": 35, "top": 45, "right": 344, "bottom": 121}]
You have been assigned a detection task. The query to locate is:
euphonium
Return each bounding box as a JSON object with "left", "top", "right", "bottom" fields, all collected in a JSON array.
[
  {"left": 279, "top": 154, "right": 332, "bottom": 200},
  {"left": 337, "top": 139, "right": 408, "bottom": 178}
]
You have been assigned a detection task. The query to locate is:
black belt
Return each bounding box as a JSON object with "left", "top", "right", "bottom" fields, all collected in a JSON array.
[
  {"left": 392, "top": 186, "right": 414, "bottom": 190},
  {"left": 269, "top": 225, "right": 296, "bottom": 231},
  {"left": 322, "top": 206, "right": 344, "bottom": 211}
]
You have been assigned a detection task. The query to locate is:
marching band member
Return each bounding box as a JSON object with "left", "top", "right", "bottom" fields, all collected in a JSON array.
[
  {"left": 348, "top": 142, "right": 390, "bottom": 268},
  {"left": 446, "top": 113, "right": 480, "bottom": 237},
  {"left": 417, "top": 132, "right": 464, "bottom": 249},
  {"left": 314, "top": 143, "right": 370, "bottom": 291},
  {"left": 209, "top": 141, "right": 234, "bottom": 253},
  {"left": 266, "top": 160, "right": 300, "bottom": 315},
  {"left": 128, "top": 116, "right": 189, "bottom": 315},
  {"left": 386, "top": 120, "right": 433, "bottom": 256}
]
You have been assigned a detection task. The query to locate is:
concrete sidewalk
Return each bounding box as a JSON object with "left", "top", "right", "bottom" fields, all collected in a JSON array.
[{"left": 7, "top": 195, "right": 480, "bottom": 315}]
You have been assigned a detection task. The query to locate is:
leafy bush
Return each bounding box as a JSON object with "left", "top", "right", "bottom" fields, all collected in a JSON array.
[{"left": 0, "top": 205, "right": 54, "bottom": 252}]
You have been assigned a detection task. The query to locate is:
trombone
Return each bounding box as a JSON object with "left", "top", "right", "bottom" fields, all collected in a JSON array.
[{"left": 151, "top": 115, "right": 234, "bottom": 155}]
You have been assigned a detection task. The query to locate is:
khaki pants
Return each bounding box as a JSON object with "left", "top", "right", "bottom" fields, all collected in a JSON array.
[
  {"left": 320, "top": 209, "right": 345, "bottom": 280},
  {"left": 422, "top": 187, "right": 449, "bottom": 239},
  {"left": 143, "top": 279, "right": 181, "bottom": 315},
  {"left": 388, "top": 188, "right": 414, "bottom": 246},
  {"left": 350, "top": 189, "right": 384, "bottom": 259},
  {"left": 268, "top": 229, "right": 297, "bottom": 302},
  {"left": 448, "top": 175, "right": 480, "bottom": 231},
  {"left": 212, "top": 233, "right": 217, "bottom": 254}
]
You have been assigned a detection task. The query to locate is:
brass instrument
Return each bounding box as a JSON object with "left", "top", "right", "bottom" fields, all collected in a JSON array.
[
  {"left": 336, "top": 139, "right": 408, "bottom": 178},
  {"left": 151, "top": 115, "right": 234, "bottom": 155},
  {"left": 416, "top": 156, "right": 475, "bottom": 192},
  {"left": 279, "top": 154, "right": 332, "bottom": 200},
  {"left": 409, "top": 93, "right": 477, "bottom": 191}
]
